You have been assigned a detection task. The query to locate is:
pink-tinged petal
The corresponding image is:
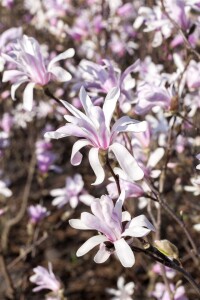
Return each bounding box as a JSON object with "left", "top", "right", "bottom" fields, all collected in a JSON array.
[
  {"left": 129, "top": 215, "right": 155, "bottom": 231},
  {"left": 71, "top": 139, "right": 91, "bottom": 166},
  {"left": 120, "top": 59, "right": 140, "bottom": 84},
  {"left": 50, "top": 66, "right": 72, "bottom": 82},
  {"left": 113, "top": 190, "right": 125, "bottom": 222},
  {"left": 69, "top": 218, "right": 91, "bottom": 230},
  {"left": 11, "top": 79, "right": 28, "bottom": 100},
  {"left": 69, "top": 196, "right": 79, "bottom": 208},
  {"left": 23, "top": 82, "right": 35, "bottom": 111},
  {"left": 76, "top": 235, "right": 108, "bottom": 257},
  {"left": 147, "top": 148, "right": 164, "bottom": 168},
  {"left": 79, "top": 194, "right": 94, "bottom": 206},
  {"left": 48, "top": 48, "right": 75, "bottom": 70},
  {"left": 114, "top": 238, "right": 135, "bottom": 267},
  {"left": 122, "top": 227, "right": 151, "bottom": 237},
  {"left": 111, "top": 116, "right": 147, "bottom": 136},
  {"left": 94, "top": 244, "right": 111, "bottom": 263},
  {"left": 2, "top": 70, "right": 26, "bottom": 82},
  {"left": 79, "top": 86, "right": 93, "bottom": 117},
  {"left": 109, "top": 143, "right": 144, "bottom": 181},
  {"left": 88, "top": 148, "right": 105, "bottom": 185},
  {"left": 103, "top": 87, "right": 120, "bottom": 128}
]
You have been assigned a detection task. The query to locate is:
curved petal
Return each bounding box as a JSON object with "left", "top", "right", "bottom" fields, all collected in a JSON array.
[
  {"left": 109, "top": 143, "right": 144, "bottom": 181},
  {"left": 103, "top": 87, "right": 120, "bottom": 128},
  {"left": 79, "top": 86, "right": 93, "bottom": 116},
  {"left": 114, "top": 238, "right": 135, "bottom": 267},
  {"left": 71, "top": 139, "right": 91, "bottom": 166},
  {"left": 76, "top": 235, "right": 108, "bottom": 257},
  {"left": 50, "top": 66, "right": 72, "bottom": 82},
  {"left": 23, "top": 82, "right": 35, "bottom": 111},
  {"left": 122, "top": 227, "right": 151, "bottom": 237},
  {"left": 147, "top": 147, "right": 164, "bottom": 168},
  {"left": 94, "top": 244, "right": 111, "bottom": 263},
  {"left": 2, "top": 70, "right": 25, "bottom": 82},
  {"left": 88, "top": 148, "right": 105, "bottom": 185},
  {"left": 11, "top": 79, "right": 28, "bottom": 100},
  {"left": 48, "top": 48, "right": 75, "bottom": 70},
  {"left": 69, "top": 218, "right": 91, "bottom": 230},
  {"left": 111, "top": 116, "right": 147, "bottom": 136},
  {"left": 128, "top": 214, "right": 155, "bottom": 231}
]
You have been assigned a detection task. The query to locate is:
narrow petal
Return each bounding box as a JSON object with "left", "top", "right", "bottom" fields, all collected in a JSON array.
[
  {"left": 111, "top": 116, "right": 147, "bottom": 136},
  {"left": 147, "top": 148, "right": 164, "bottom": 168},
  {"left": 48, "top": 48, "right": 75, "bottom": 70},
  {"left": 103, "top": 87, "right": 120, "bottom": 128},
  {"left": 71, "top": 139, "right": 91, "bottom": 165},
  {"left": 94, "top": 244, "right": 111, "bottom": 263},
  {"left": 11, "top": 79, "right": 28, "bottom": 100},
  {"left": 76, "top": 235, "right": 108, "bottom": 257},
  {"left": 69, "top": 219, "right": 91, "bottom": 230},
  {"left": 129, "top": 214, "right": 155, "bottom": 231},
  {"left": 113, "top": 190, "right": 125, "bottom": 222},
  {"left": 2, "top": 70, "right": 25, "bottom": 82},
  {"left": 114, "top": 238, "right": 135, "bottom": 267},
  {"left": 122, "top": 227, "right": 151, "bottom": 237},
  {"left": 120, "top": 59, "right": 140, "bottom": 84},
  {"left": 88, "top": 148, "right": 105, "bottom": 185},
  {"left": 79, "top": 86, "right": 93, "bottom": 116},
  {"left": 109, "top": 143, "right": 144, "bottom": 181},
  {"left": 23, "top": 82, "right": 35, "bottom": 111},
  {"left": 50, "top": 66, "right": 72, "bottom": 82}
]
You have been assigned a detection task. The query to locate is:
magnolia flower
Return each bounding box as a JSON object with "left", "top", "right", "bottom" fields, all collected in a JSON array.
[
  {"left": 2, "top": 35, "right": 75, "bottom": 111},
  {"left": 152, "top": 263, "right": 176, "bottom": 279},
  {"left": 106, "top": 276, "right": 135, "bottom": 300},
  {"left": 30, "top": 263, "right": 61, "bottom": 292},
  {"left": 27, "top": 204, "right": 50, "bottom": 224},
  {"left": 152, "top": 282, "right": 188, "bottom": 300},
  {"left": 184, "top": 176, "right": 200, "bottom": 196},
  {"left": 45, "top": 87, "right": 147, "bottom": 185},
  {"left": 50, "top": 174, "right": 93, "bottom": 208},
  {"left": 196, "top": 153, "right": 200, "bottom": 170},
  {"left": 69, "top": 192, "right": 155, "bottom": 268}
]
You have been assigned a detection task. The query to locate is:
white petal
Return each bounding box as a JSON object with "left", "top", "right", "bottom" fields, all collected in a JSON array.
[
  {"left": 103, "top": 87, "right": 120, "bottom": 128},
  {"left": 23, "top": 82, "right": 35, "bottom": 111},
  {"left": 110, "top": 143, "right": 144, "bottom": 181},
  {"left": 114, "top": 239, "right": 135, "bottom": 268},
  {"left": 147, "top": 148, "right": 164, "bottom": 168},
  {"left": 79, "top": 86, "right": 93, "bottom": 116},
  {"left": 79, "top": 194, "right": 94, "bottom": 206},
  {"left": 122, "top": 227, "right": 151, "bottom": 237},
  {"left": 129, "top": 214, "right": 155, "bottom": 231},
  {"left": 69, "top": 219, "right": 91, "bottom": 230},
  {"left": 122, "top": 211, "right": 131, "bottom": 222},
  {"left": 94, "top": 246, "right": 111, "bottom": 263},
  {"left": 2, "top": 70, "right": 25, "bottom": 82},
  {"left": 50, "top": 66, "right": 72, "bottom": 82},
  {"left": 71, "top": 139, "right": 91, "bottom": 166},
  {"left": 11, "top": 79, "right": 28, "bottom": 100},
  {"left": 89, "top": 148, "right": 105, "bottom": 185},
  {"left": 48, "top": 48, "right": 75, "bottom": 70},
  {"left": 76, "top": 235, "right": 108, "bottom": 257}
]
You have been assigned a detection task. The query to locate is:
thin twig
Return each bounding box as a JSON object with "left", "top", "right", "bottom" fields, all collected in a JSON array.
[
  {"left": 0, "top": 245, "right": 14, "bottom": 299},
  {"left": 106, "top": 153, "right": 121, "bottom": 196},
  {"left": 1, "top": 152, "right": 36, "bottom": 252}
]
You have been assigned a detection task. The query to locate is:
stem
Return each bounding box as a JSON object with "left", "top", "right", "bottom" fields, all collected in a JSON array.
[
  {"left": 43, "top": 86, "right": 62, "bottom": 106},
  {"left": 106, "top": 153, "right": 121, "bottom": 196}
]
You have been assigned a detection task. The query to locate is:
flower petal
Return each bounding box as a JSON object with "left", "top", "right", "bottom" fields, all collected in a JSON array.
[
  {"left": 79, "top": 86, "right": 93, "bottom": 117},
  {"left": 122, "top": 227, "right": 151, "bottom": 237},
  {"left": 147, "top": 147, "right": 164, "bottom": 168},
  {"left": 114, "top": 238, "right": 135, "bottom": 267},
  {"left": 109, "top": 143, "right": 144, "bottom": 181},
  {"left": 69, "top": 218, "right": 91, "bottom": 230},
  {"left": 94, "top": 244, "right": 111, "bottom": 263},
  {"left": 71, "top": 139, "right": 91, "bottom": 165},
  {"left": 11, "top": 79, "right": 28, "bottom": 100},
  {"left": 103, "top": 86, "right": 120, "bottom": 128},
  {"left": 48, "top": 48, "right": 75, "bottom": 70},
  {"left": 76, "top": 235, "right": 108, "bottom": 257},
  {"left": 88, "top": 148, "right": 105, "bottom": 185},
  {"left": 129, "top": 214, "right": 155, "bottom": 231},
  {"left": 50, "top": 66, "right": 72, "bottom": 82},
  {"left": 23, "top": 82, "right": 35, "bottom": 111}
]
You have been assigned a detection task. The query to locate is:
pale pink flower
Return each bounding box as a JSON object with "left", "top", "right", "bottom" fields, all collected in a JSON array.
[
  {"left": 106, "top": 276, "right": 135, "bottom": 300},
  {"left": 69, "top": 192, "right": 155, "bottom": 268},
  {"left": 50, "top": 174, "right": 93, "bottom": 208},
  {"left": 152, "top": 282, "right": 188, "bottom": 300},
  {"left": 2, "top": 35, "right": 75, "bottom": 111},
  {"left": 27, "top": 204, "right": 50, "bottom": 224},
  {"left": 30, "top": 263, "right": 61, "bottom": 293},
  {"left": 45, "top": 87, "right": 147, "bottom": 185}
]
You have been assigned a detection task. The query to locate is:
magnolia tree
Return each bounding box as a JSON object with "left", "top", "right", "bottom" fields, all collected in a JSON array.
[{"left": 0, "top": 0, "right": 200, "bottom": 299}]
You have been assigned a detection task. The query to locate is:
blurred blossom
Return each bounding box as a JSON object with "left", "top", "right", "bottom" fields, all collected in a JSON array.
[
  {"left": 152, "top": 263, "right": 176, "bottom": 279},
  {"left": 152, "top": 282, "right": 188, "bottom": 300},
  {"left": 69, "top": 191, "right": 155, "bottom": 268},
  {"left": 45, "top": 87, "right": 146, "bottom": 185},
  {"left": 0, "top": 0, "right": 14, "bottom": 8},
  {"left": 186, "top": 60, "right": 200, "bottom": 90},
  {"left": 106, "top": 276, "right": 135, "bottom": 300},
  {"left": 0, "top": 27, "right": 22, "bottom": 54},
  {"left": 107, "top": 177, "right": 144, "bottom": 199},
  {"left": 0, "top": 180, "right": 12, "bottom": 198},
  {"left": 30, "top": 262, "right": 61, "bottom": 293},
  {"left": 135, "top": 82, "right": 175, "bottom": 115},
  {"left": 2, "top": 35, "right": 74, "bottom": 111},
  {"left": 50, "top": 174, "right": 93, "bottom": 209},
  {"left": 27, "top": 204, "right": 50, "bottom": 224},
  {"left": 0, "top": 113, "right": 13, "bottom": 133},
  {"left": 12, "top": 104, "right": 35, "bottom": 128},
  {"left": 184, "top": 176, "right": 200, "bottom": 195},
  {"left": 35, "top": 139, "right": 57, "bottom": 174},
  {"left": 196, "top": 154, "right": 200, "bottom": 170},
  {"left": 164, "top": 0, "right": 190, "bottom": 30}
]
